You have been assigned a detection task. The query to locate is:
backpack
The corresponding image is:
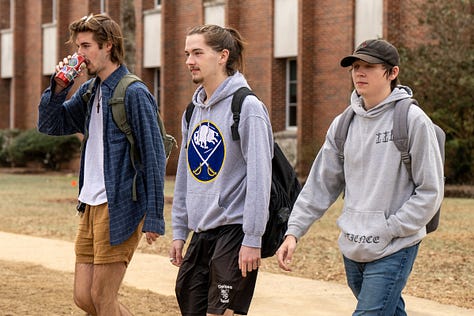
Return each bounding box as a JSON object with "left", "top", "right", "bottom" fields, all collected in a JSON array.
[
  {"left": 185, "top": 87, "right": 302, "bottom": 258},
  {"left": 334, "top": 98, "right": 445, "bottom": 234},
  {"left": 82, "top": 74, "right": 177, "bottom": 201}
]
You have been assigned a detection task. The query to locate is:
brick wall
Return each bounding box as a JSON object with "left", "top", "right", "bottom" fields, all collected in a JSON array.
[{"left": 0, "top": 0, "right": 429, "bottom": 177}]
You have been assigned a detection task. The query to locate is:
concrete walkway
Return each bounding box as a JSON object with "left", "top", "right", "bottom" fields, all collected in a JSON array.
[{"left": 1, "top": 231, "right": 472, "bottom": 316}]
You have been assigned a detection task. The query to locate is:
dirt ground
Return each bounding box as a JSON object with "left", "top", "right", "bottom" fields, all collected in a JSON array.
[{"left": 0, "top": 260, "right": 180, "bottom": 316}]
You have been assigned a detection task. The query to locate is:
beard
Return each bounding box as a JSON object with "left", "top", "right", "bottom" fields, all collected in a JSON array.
[
  {"left": 87, "top": 67, "right": 96, "bottom": 76},
  {"left": 192, "top": 77, "right": 203, "bottom": 84},
  {"left": 190, "top": 68, "right": 202, "bottom": 84},
  {"left": 86, "top": 62, "right": 99, "bottom": 76}
]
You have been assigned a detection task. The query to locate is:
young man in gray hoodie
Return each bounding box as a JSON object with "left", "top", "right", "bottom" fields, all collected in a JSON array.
[
  {"left": 277, "top": 39, "right": 444, "bottom": 315},
  {"left": 169, "top": 25, "right": 273, "bottom": 316}
]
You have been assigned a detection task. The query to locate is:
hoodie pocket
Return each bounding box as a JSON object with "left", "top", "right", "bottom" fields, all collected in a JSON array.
[
  {"left": 186, "top": 191, "right": 225, "bottom": 229},
  {"left": 337, "top": 208, "right": 393, "bottom": 262}
]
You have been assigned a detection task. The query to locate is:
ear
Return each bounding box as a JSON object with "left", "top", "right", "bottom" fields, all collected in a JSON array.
[
  {"left": 390, "top": 66, "right": 400, "bottom": 80},
  {"left": 104, "top": 41, "right": 113, "bottom": 53},
  {"left": 219, "top": 49, "right": 229, "bottom": 64}
]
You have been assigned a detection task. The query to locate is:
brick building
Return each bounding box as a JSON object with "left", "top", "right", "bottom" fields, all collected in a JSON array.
[{"left": 0, "top": 0, "right": 424, "bottom": 177}]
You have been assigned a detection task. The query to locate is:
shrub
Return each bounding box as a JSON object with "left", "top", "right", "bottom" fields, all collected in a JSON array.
[
  {"left": 0, "top": 129, "right": 81, "bottom": 170},
  {"left": 0, "top": 129, "right": 22, "bottom": 166}
]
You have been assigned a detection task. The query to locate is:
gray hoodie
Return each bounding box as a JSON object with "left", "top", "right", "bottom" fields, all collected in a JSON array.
[
  {"left": 286, "top": 86, "right": 444, "bottom": 262},
  {"left": 172, "top": 72, "right": 273, "bottom": 248}
]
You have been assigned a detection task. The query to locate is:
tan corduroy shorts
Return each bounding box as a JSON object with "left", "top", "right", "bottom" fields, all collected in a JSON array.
[{"left": 75, "top": 203, "right": 143, "bottom": 266}]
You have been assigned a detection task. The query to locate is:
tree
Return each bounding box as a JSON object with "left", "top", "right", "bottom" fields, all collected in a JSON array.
[
  {"left": 397, "top": 0, "right": 473, "bottom": 184},
  {"left": 121, "top": 0, "right": 136, "bottom": 73}
]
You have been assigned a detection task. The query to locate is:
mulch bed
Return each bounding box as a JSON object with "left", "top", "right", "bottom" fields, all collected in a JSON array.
[{"left": 445, "top": 185, "right": 474, "bottom": 198}]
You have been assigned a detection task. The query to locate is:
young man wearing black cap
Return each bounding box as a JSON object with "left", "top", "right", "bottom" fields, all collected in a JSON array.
[{"left": 277, "top": 39, "right": 444, "bottom": 315}]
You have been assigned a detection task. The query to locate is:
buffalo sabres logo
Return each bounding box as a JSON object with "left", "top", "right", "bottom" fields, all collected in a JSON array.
[{"left": 188, "top": 121, "right": 225, "bottom": 182}]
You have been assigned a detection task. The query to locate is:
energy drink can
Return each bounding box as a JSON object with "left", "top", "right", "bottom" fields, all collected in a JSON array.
[{"left": 55, "top": 53, "right": 86, "bottom": 86}]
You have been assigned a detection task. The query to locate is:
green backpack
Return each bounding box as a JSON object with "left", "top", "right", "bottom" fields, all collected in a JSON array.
[{"left": 82, "top": 74, "right": 177, "bottom": 200}]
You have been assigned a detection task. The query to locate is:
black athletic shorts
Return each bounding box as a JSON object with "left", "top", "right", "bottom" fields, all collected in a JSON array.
[{"left": 175, "top": 224, "right": 258, "bottom": 316}]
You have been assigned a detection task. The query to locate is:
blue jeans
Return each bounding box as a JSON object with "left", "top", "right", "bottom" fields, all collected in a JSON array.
[{"left": 343, "top": 243, "right": 420, "bottom": 316}]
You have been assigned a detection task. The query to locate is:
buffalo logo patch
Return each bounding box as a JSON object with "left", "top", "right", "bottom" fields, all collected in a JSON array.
[{"left": 187, "top": 121, "right": 225, "bottom": 182}]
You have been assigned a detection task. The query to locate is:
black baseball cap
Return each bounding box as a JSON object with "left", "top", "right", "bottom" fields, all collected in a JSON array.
[{"left": 340, "top": 39, "right": 400, "bottom": 67}]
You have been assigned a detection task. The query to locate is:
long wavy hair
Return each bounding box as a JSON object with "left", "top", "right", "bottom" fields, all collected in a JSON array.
[{"left": 67, "top": 13, "right": 124, "bottom": 65}]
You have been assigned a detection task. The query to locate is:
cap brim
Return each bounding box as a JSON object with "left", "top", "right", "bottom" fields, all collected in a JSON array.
[{"left": 340, "top": 54, "right": 385, "bottom": 67}]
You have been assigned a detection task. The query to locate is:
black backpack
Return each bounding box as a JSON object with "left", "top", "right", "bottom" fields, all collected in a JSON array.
[
  {"left": 82, "top": 74, "right": 177, "bottom": 201},
  {"left": 185, "top": 87, "right": 302, "bottom": 258},
  {"left": 334, "top": 98, "right": 445, "bottom": 234}
]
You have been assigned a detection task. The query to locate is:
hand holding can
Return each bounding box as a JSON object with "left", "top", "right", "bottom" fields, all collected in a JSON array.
[{"left": 55, "top": 53, "right": 86, "bottom": 87}]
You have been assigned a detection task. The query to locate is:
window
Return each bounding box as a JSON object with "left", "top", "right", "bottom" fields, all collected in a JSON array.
[
  {"left": 143, "top": 10, "right": 161, "bottom": 68},
  {"left": 287, "top": 59, "right": 297, "bottom": 128},
  {"left": 355, "top": 0, "right": 383, "bottom": 46},
  {"left": 154, "top": 68, "right": 161, "bottom": 111},
  {"left": 274, "top": 0, "right": 298, "bottom": 58},
  {"left": 1, "top": 0, "right": 14, "bottom": 78},
  {"left": 41, "top": 0, "right": 57, "bottom": 75},
  {"left": 156, "top": 0, "right": 161, "bottom": 7},
  {"left": 204, "top": 0, "right": 225, "bottom": 26}
]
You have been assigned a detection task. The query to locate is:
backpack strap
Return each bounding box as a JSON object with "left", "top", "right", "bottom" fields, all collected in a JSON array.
[
  {"left": 334, "top": 106, "right": 356, "bottom": 161},
  {"left": 392, "top": 98, "right": 416, "bottom": 181},
  {"left": 158, "top": 111, "right": 177, "bottom": 160},
  {"left": 81, "top": 78, "right": 96, "bottom": 104},
  {"left": 185, "top": 102, "right": 195, "bottom": 128},
  {"left": 393, "top": 98, "right": 447, "bottom": 234},
  {"left": 230, "top": 87, "right": 256, "bottom": 141},
  {"left": 109, "top": 74, "right": 143, "bottom": 201},
  {"left": 184, "top": 102, "right": 196, "bottom": 149}
]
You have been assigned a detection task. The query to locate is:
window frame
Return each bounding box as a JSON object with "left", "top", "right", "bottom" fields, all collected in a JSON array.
[{"left": 286, "top": 58, "right": 298, "bottom": 129}]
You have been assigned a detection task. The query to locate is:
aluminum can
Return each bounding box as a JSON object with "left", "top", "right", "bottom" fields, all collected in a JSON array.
[{"left": 55, "top": 53, "right": 86, "bottom": 85}]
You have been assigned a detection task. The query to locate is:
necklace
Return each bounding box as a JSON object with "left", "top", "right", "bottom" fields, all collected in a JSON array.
[{"left": 97, "top": 88, "right": 102, "bottom": 113}]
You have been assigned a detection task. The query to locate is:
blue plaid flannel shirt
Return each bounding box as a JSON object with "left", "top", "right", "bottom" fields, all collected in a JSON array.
[{"left": 38, "top": 65, "right": 166, "bottom": 245}]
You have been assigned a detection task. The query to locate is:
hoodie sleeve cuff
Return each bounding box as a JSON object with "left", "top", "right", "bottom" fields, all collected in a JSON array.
[
  {"left": 285, "top": 226, "right": 304, "bottom": 241},
  {"left": 173, "top": 228, "right": 189, "bottom": 242},
  {"left": 242, "top": 234, "right": 262, "bottom": 248}
]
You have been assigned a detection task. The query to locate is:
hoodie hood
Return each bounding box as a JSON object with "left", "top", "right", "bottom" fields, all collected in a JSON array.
[
  {"left": 191, "top": 71, "right": 250, "bottom": 110},
  {"left": 351, "top": 85, "right": 413, "bottom": 118}
]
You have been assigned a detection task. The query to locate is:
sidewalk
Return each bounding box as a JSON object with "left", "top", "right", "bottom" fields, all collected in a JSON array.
[{"left": 1, "top": 231, "right": 472, "bottom": 316}]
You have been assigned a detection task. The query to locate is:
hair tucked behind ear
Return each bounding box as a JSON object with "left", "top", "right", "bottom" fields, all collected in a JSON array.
[
  {"left": 382, "top": 63, "right": 399, "bottom": 91},
  {"left": 187, "top": 24, "right": 246, "bottom": 76},
  {"left": 68, "top": 13, "right": 124, "bottom": 65}
]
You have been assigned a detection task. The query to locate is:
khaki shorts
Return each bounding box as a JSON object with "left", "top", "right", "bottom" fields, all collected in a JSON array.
[{"left": 75, "top": 203, "right": 143, "bottom": 266}]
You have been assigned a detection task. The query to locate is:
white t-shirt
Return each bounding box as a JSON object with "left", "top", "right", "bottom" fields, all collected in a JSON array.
[{"left": 78, "top": 86, "right": 107, "bottom": 205}]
